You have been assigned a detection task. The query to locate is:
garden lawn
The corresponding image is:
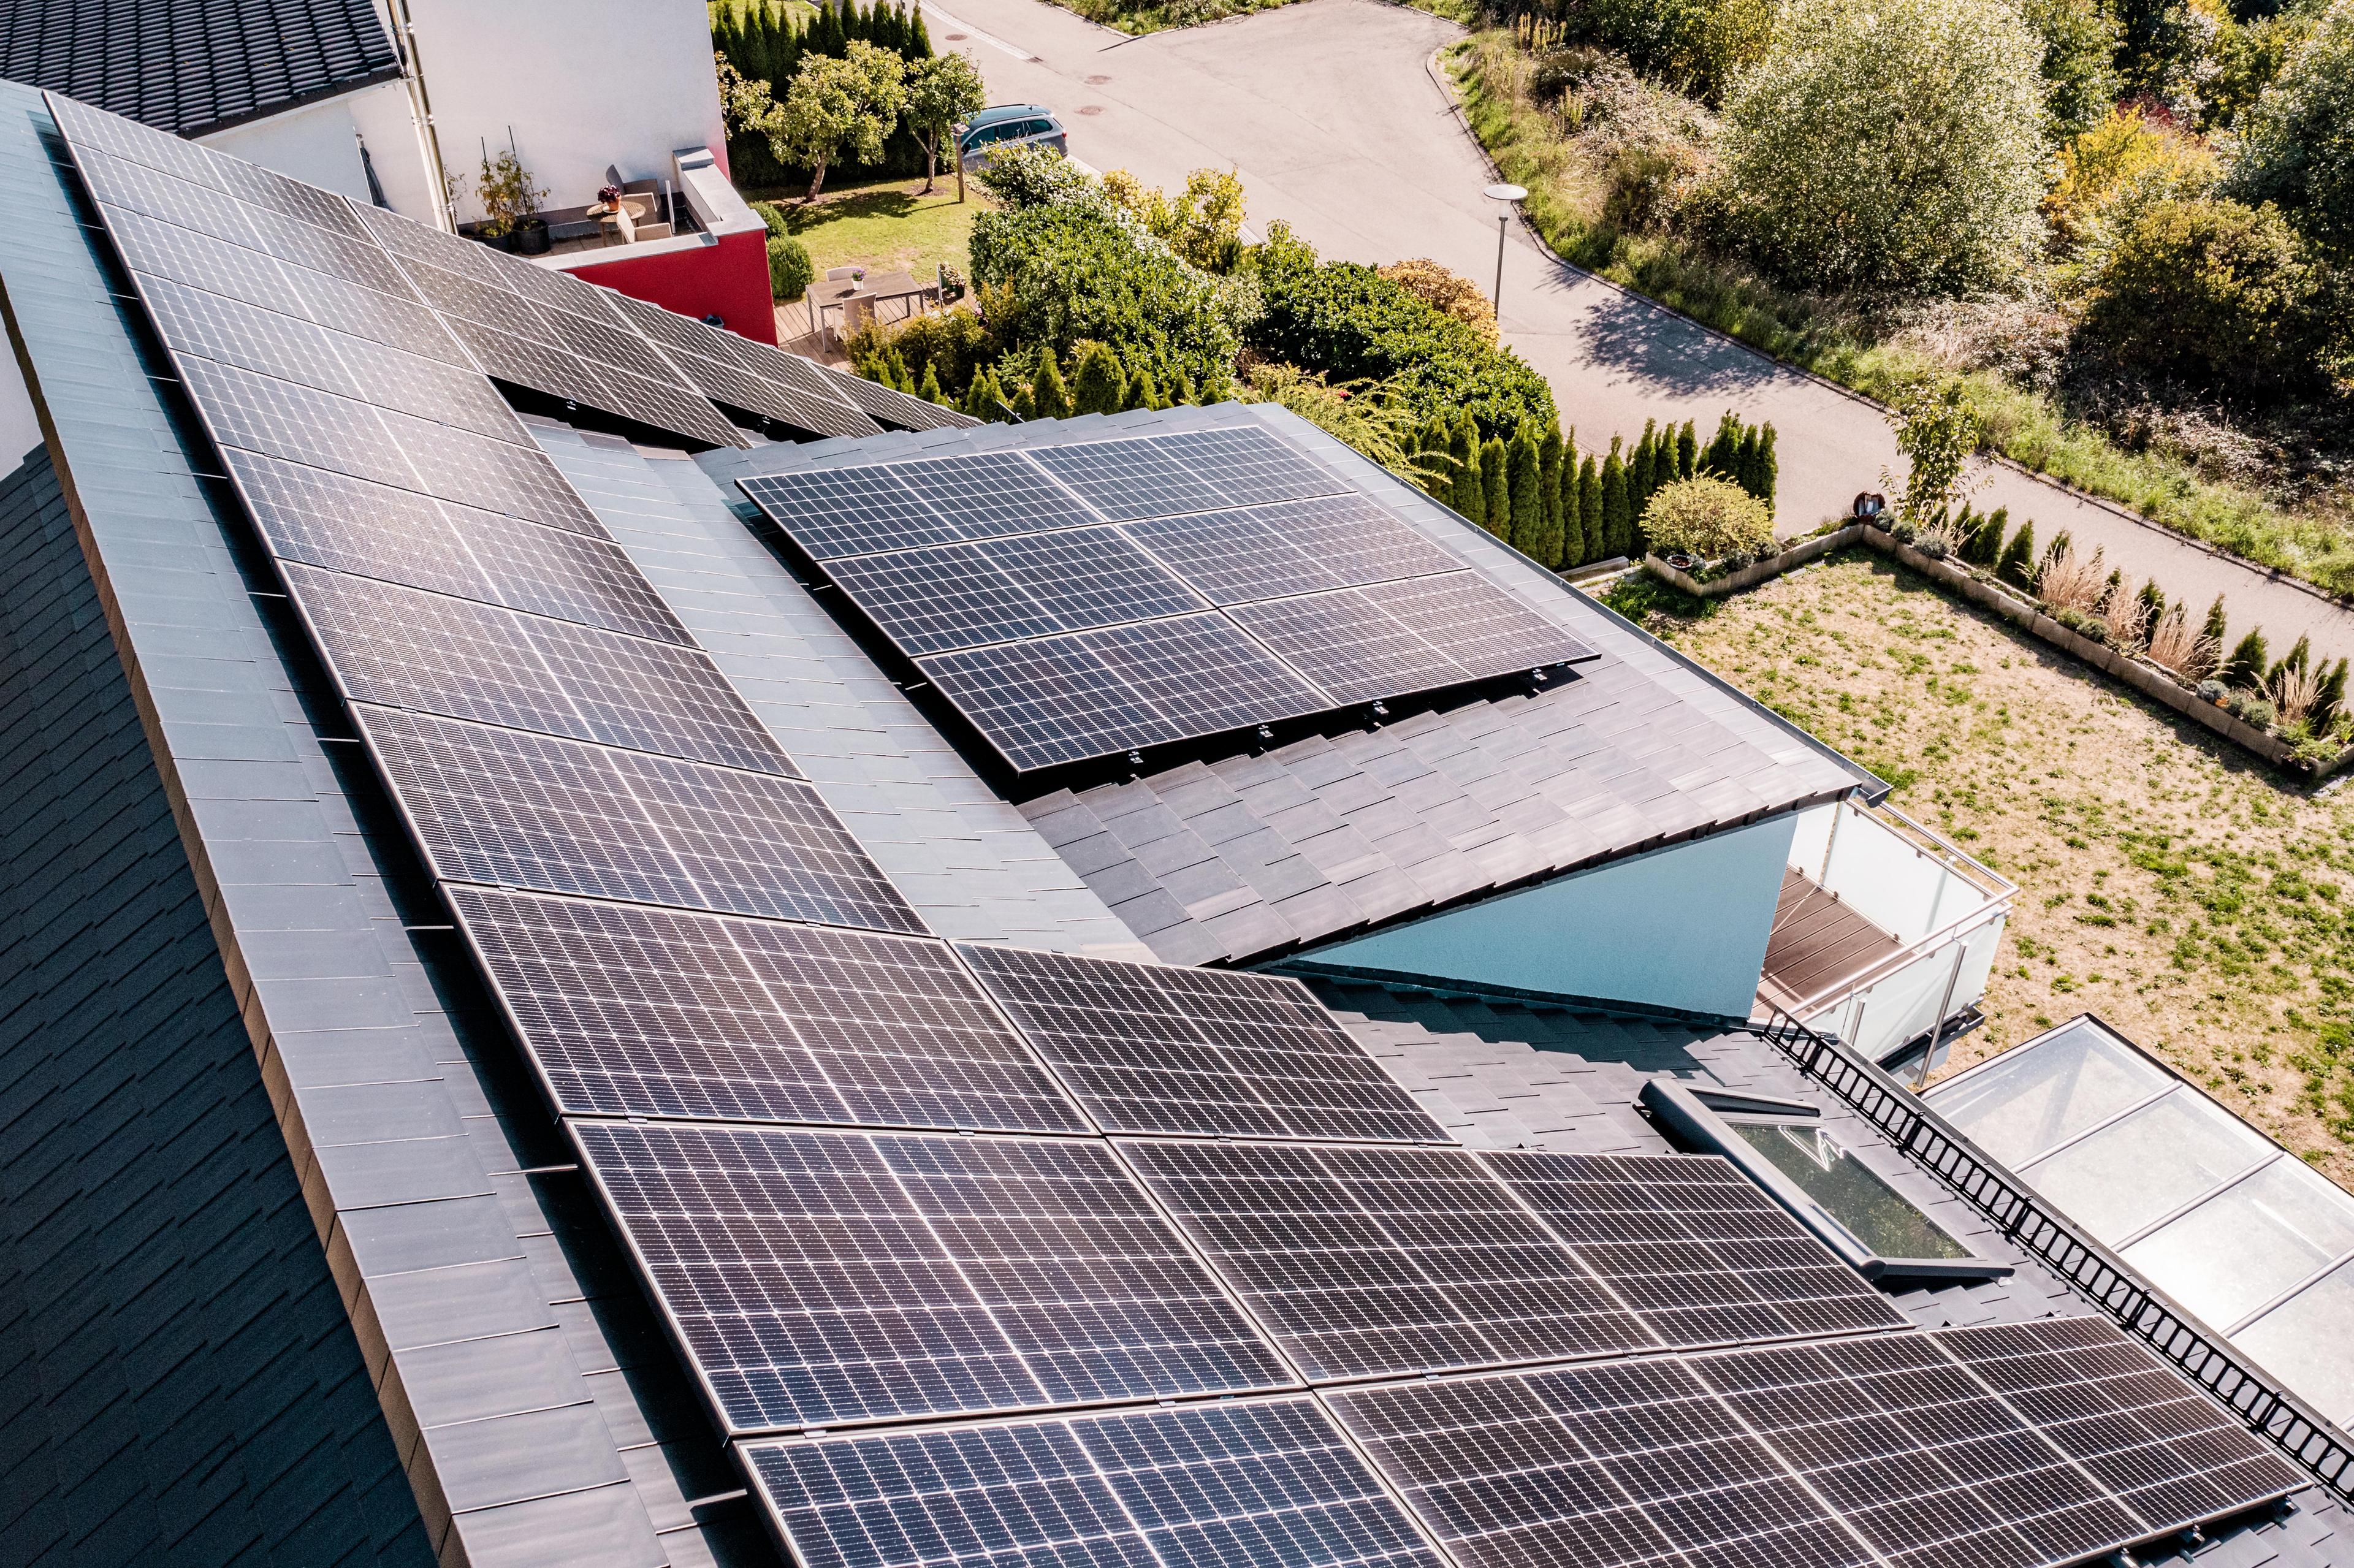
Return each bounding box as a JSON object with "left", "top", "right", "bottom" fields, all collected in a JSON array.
[
  {"left": 1629, "top": 552, "right": 2354, "bottom": 1190},
  {"left": 754, "top": 178, "right": 985, "bottom": 287}
]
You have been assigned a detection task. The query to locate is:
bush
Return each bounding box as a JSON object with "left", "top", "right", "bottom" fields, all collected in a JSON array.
[
  {"left": 2054, "top": 606, "right": 2108, "bottom": 642},
  {"left": 749, "top": 199, "right": 792, "bottom": 238},
  {"left": 2223, "top": 628, "right": 2271, "bottom": 689},
  {"left": 1376, "top": 259, "right": 1498, "bottom": 345},
  {"left": 766, "top": 233, "right": 815, "bottom": 300},
  {"left": 1712, "top": 0, "right": 2048, "bottom": 294},
  {"left": 1542, "top": 0, "right": 1772, "bottom": 103},
  {"left": 2198, "top": 679, "right": 2229, "bottom": 703},
  {"left": 2230, "top": 3, "right": 2354, "bottom": 257},
  {"left": 1642, "top": 474, "right": 1775, "bottom": 560},
  {"left": 843, "top": 308, "right": 994, "bottom": 397},
  {"left": 1996, "top": 519, "right": 2038, "bottom": 588},
  {"left": 1248, "top": 223, "right": 1555, "bottom": 437},
  {"left": 2078, "top": 196, "right": 2322, "bottom": 392}
]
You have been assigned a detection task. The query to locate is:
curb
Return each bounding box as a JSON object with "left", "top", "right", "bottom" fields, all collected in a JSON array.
[{"left": 1420, "top": 42, "right": 2353, "bottom": 613}]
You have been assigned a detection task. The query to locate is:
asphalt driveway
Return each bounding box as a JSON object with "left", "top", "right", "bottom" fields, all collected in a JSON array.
[{"left": 928, "top": 0, "right": 2354, "bottom": 655}]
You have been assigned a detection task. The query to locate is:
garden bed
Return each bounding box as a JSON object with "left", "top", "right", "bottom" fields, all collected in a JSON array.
[{"left": 1641, "top": 527, "right": 2354, "bottom": 779}]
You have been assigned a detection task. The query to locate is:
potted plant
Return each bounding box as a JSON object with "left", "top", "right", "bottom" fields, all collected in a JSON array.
[{"left": 474, "top": 147, "right": 547, "bottom": 254}]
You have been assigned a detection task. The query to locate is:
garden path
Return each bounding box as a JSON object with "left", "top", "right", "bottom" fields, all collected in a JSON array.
[{"left": 930, "top": 0, "right": 2354, "bottom": 657}]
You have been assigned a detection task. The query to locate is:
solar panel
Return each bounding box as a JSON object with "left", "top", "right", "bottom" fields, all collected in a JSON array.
[
  {"left": 1363, "top": 574, "right": 1592, "bottom": 676},
  {"left": 222, "top": 449, "right": 685, "bottom": 642},
  {"left": 203, "top": 149, "right": 370, "bottom": 239},
  {"left": 448, "top": 887, "right": 1086, "bottom": 1133},
  {"left": 1270, "top": 493, "right": 1468, "bottom": 587},
  {"left": 1221, "top": 590, "right": 1465, "bottom": 706},
  {"left": 828, "top": 545, "right": 1064, "bottom": 656},
  {"left": 586, "top": 357, "right": 751, "bottom": 450},
  {"left": 607, "top": 291, "right": 881, "bottom": 440},
  {"left": 234, "top": 201, "right": 415, "bottom": 297},
  {"left": 1151, "top": 426, "right": 1350, "bottom": 506},
  {"left": 916, "top": 638, "right": 1173, "bottom": 769},
  {"left": 1330, "top": 1323, "right": 2307, "bottom": 1568},
  {"left": 1118, "top": 1140, "right": 1659, "bottom": 1381},
  {"left": 954, "top": 944, "right": 1447, "bottom": 1144},
  {"left": 352, "top": 198, "right": 509, "bottom": 283},
  {"left": 1027, "top": 438, "right": 1233, "bottom": 522},
  {"left": 1120, "top": 508, "right": 1350, "bottom": 606},
  {"left": 742, "top": 1397, "right": 1448, "bottom": 1568},
  {"left": 99, "top": 204, "right": 300, "bottom": 316},
  {"left": 74, "top": 145, "right": 256, "bottom": 246},
  {"left": 740, "top": 468, "right": 969, "bottom": 560},
  {"left": 284, "top": 564, "right": 796, "bottom": 775},
  {"left": 176, "top": 355, "right": 419, "bottom": 492},
  {"left": 821, "top": 360, "right": 981, "bottom": 432},
  {"left": 1485, "top": 1152, "right": 1909, "bottom": 1349},
  {"left": 573, "top": 1122, "right": 1293, "bottom": 1433},
  {"left": 972, "top": 529, "right": 1206, "bottom": 634},
  {"left": 884, "top": 451, "right": 1098, "bottom": 540},
  {"left": 1080, "top": 614, "right": 1325, "bottom": 736},
  {"left": 359, "top": 707, "right": 934, "bottom": 934},
  {"left": 280, "top": 263, "right": 474, "bottom": 365},
  {"left": 382, "top": 413, "right": 609, "bottom": 535},
  {"left": 47, "top": 92, "right": 224, "bottom": 188}
]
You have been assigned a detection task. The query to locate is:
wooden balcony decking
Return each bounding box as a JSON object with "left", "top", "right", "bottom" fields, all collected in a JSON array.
[{"left": 1756, "top": 865, "right": 1904, "bottom": 1016}]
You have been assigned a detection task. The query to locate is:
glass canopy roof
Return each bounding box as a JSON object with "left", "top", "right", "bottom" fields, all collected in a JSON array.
[{"left": 1929, "top": 1014, "right": 2354, "bottom": 1428}]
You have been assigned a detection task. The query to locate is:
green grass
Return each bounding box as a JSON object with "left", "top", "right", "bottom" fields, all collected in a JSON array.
[
  {"left": 1449, "top": 37, "right": 2354, "bottom": 598},
  {"left": 748, "top": 178, "right": 985, "bottom": 287}
]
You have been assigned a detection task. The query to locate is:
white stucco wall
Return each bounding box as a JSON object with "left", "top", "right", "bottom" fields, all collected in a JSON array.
[
  {"left": 1304, "top": 814, "right": 1801, "bottom": 1019},
  {"left": 403, "top": 0, "right": 729, "bottom": 224},
  {"left": 199, "top": 97, "right": 371, "bottom": 200}
]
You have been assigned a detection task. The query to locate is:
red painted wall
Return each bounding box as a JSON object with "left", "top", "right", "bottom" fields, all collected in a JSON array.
[{"left": 572, "top": 229, "right": 777, "bottom": 344}]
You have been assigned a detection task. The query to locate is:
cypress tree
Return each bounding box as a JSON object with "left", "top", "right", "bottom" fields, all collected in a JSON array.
[
  {"left": 1419, "top": 417, "right": 1453, "bottom": 501},
  {"left": 1508, "top": 431, "right": 1542, "bottom": 557},
  {"left": 1030, "top": 354, "right": 1072, "bottom": 420},
  {"left": 1600, "top": 440, "right": 1631, "bottom": 559},
  {"left": 1629, "top": 419, "right": 1657, "bottom": 512},
  {"left": 1574, "top": 456, "right": 1601, "bottom": 566},
  {"left": 2223, "top": 630, "right": 2269, "bottom": 690},
  {"left": 1676, "top": 420, "right": 1697, "bottom": 481},
  {"left": 959, "top": 368, "right": 995, "bottom": 420},
  {"left": 1995, "top": 519, "right": 2036, "bottom": 588},
  {"left": 2136, "top": 579, "right": 2166, "bottom": 625},
  {"left": 1173, "top": 370, "right": 1198, "bottom": 408},
  {"left": 812, "top": 2, "right": 844, "bottom": 57},
  {"left": 774, "top": 13, "right": 804, "bottom": 91},
  {"left": 907, "top": 2, "right": 935, "bottom": 56},
  {"left": 2317, "top": 659, "right": 2348, "bottom": 728},
  {"left": 1129, "top": 367, "right": 1162, "bottom": 411},
  {"left": 1480, "top": 436, "right": 1510, "bottom": 539},
  {"left": 1959, "top": 505, "right": 2000, "bottom": 566},
  {"left": 1450, "top": 416, "right": 1484, "bottom": 527},
  {"left": 2201, "top": 595, "right": 2230, "bottom": 654},
  {"left": 918, "top": 360, "right": 945, "bottom": 405},
  {"left": 1702, "top": 412, "right": 1740, "bottom": 478},
  {"left": 1070, "top": 342, "right": 1125, "bottom": 416},
  {"left": 1734, "top": 427, "right": 1761, "bottom": 500},
  {"left": 1537, "top": 425, "right": 1564, "bottom": 566},
  {"left": 875, "top": 1, "right": 903, "bottom": 54},
  {"left": 1756, "top": 422, "right": 1778, "bottom": 516}
]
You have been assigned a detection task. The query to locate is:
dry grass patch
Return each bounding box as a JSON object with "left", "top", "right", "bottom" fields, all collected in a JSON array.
[{"left": 1652, "top": 552, "right": 2354, "bottom": 1188}]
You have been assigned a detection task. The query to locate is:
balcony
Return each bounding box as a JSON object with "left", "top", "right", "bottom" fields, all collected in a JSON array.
[
  {"left": 520, "top": 146, "right": 777, "bottom": 343},
  {"left": 1758, "top": 796, "right": 2015, "bottom": 1075}
]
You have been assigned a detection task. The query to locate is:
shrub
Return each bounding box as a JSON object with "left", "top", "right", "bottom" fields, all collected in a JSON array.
[
  {"left": 1070, "top": 340, "right": 1127, "bottom": 415},
  {"left": 1377, "top": 259, "right": 1498, "bottom": 345},
  {"left": 2235, "top": 695, "right": 2279, "bottom": 729},
  {"left": 2198, "top": 677, "right": 2230, "bottom": 704},
  {"left": 1713, "top": 0, "right": 2047, "bottom": 294},
  {"left": 1996, "top": 519, "right": 2038, "bottom": 587},
  {"left": 1541, "top": 0, "right": 1770, "bottom": 104},
  {"left": 1102, "top": 167, "right": 1249, "bottom": 273},
  {"left": 2223, "top": 628, "right": 2271, "bottom": 690},
  {"left": 2043, "top": 105, "right": 2215, "bottom": 245},
  {"left": 749, "top": 199, "right": 792, "bottom": 237},
  {"left": 1248, "top": 223, "right": 1555, "bottom": 437},
  {"left": 2077, "top": 196, "right": 2323, "bottom": 392},
  {"left": 1959, "top": 505, "right": 2007, "bottom": 566},
  {"left": 1481, "top": 437, "right": 1510, "bottom": 538},
  {"left": 1242, "top": 365, "right": 1430, "bottom": 478},
  {"left": 2230, "top": 3, "right": 2354, "bottom": 256},
  {"left": 844, "top": 308, "right": 993, "bottom": 396},
  {"left": 2054, "top": 607, "right": 2109, "bottom": 643},
  {"left": 766, "top": 233, "right": 815, "bottom": 300},
  {"left": 1642, "top": 474, "right": 1774, "bottom": 560}
]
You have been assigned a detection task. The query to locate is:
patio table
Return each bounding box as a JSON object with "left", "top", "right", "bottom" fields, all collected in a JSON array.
[{"left": 805, "top": 272, "right": 936, "bottom": 338}]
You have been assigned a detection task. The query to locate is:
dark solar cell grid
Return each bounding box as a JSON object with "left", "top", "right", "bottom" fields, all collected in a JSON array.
[
  {"left": 326, "top": 332, "right": 529, "bottom": 443},
  {"left": 353, "top": 199, "right": 509, "bottom": 283},
  {"left": 139, "top": 274, "right": 362, "bottom": 400},
  {"left": 401, "top": 257, "right": 552, "bottom": 340},
  {"left": 1274, "top": 493, "right": 1466, "bottom": 587},
  {"left": 75, "top": 148, "right": 256, "bottom": 245},
  {"left": 235, "top": 200, "right": 414, "bottom": 296},
  {"left": 916, "top": 638, "right": 1184, "bottom": 772},
  {"left": 739, "top": 468, "right": 966, "bottom": 560},
  {"left": 1933, "top": 1320, "right": 2306, "bottom": 1547},
  {"left": 1027, "top": 438, "right": 1233, "bottom": 522},
  {"left": 1119, "top": 1140, "right": 1658, "bottom": 1382},
  {"left": 1363, "top": 574, "right": 1592, "bottom": 677},
  {"left": 176, "top": 356, "right": 417, "bottom": 490},
  {"left": 360, "top": 708, "right": 929, "bottom": 934},
  {"left": 281, "top": 265, "right": 473, "bottom": 363},
  {"left": 487, "top": 243, "right": 622, "bottom": 318},
  {"left": 1487, "top": 1152, "right": 1908, "bottom": 1349},
  {"left": 441, "top": 314, "right": 614, "bottom": 409},
  {"left": 1151, "top": 426, "right": 1350, "bottom": 507},
  {"left": 49, "top": 93, "right": 224, "bottom": 186},
  {"left": 203, "top": 149, "right": 368, "bottom": 238},
  {"left": 544, "top": 299, "right": 678, "bottom": 384},
  {"left": 284, "top": 564, "right": 793, "bottom": 774},
  {"left": 224, "top": 450, "right": 684, "bottom": 641},
  {"left": 1081, "top": 614, "right": 1325, "bottom": 737},
  {"left": 882, "top": 451, "right": 1099, "bottom": 540},
  {"left": 973, "top": 528, "right": 1206, "bottom": 634},
  {"left": 584, "top": 357, "right": 748, "bottom": 449},
  {"left": 573, "top": 1122, "right": 1291, "bottom": 1433},
  {"left": 451, "top": 888, "right": 1085, "bottom": 1134},
  {"left": 678, "top": 344, "right": 876, "bottom": 439},
  {"left": 954, "top": 944, "right": 1444, "bottom": 1144},
  {"left": 1120, "top": 509, "right": 1343, "bottom": 606},
  {"left": 383, "top": 411, "right": 608, "bottom": 535},
  {"left": 828, "top": 546, "right": 1064, "bottom": 656},
  {"left": 100, "top": 205, "right": 295, "bottom": 316},
  {"left": 742, "top": 1397, "right": 1446, "bottom": 1568},
  {"left": 1330, "top": 1361, "right": 1876, "bottom": 1568},
  {"left": 1224, "top": 590, "right": 1464, "bottom": 707}
]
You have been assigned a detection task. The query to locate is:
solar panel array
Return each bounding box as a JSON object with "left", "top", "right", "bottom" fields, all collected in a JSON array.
[
  {"left": 48, "top": 91, "right": 2314, "bottom": 1568},
  {"left": 738, "top": 430, "right": 1596, "bottom": 772}
]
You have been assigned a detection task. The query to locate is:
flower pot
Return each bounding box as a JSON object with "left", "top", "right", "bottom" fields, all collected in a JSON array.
[
  {"left": 475, "top": 227, "right": 517, "bottom": 252},
  {"left": 515, "top": 216, "right": 550, "bottom": 256},
  {"left": 1664, "top": 553, "right": 1698, "bottom": 573}
]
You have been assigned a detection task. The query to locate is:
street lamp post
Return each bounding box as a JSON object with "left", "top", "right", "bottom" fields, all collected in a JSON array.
[{"left": 1483, "top": 183, "right": 1527, "bottom": 325}]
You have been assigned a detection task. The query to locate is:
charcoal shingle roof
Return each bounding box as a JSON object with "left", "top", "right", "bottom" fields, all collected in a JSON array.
[{"left": 1, "top": 0, "right": 400, "bottom": 135}]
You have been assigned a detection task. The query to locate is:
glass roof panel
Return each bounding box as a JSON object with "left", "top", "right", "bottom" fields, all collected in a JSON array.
[
  {"left": 1929, "top": 1019, "right": 2165, "bottom": 1168},
  {"left": 2234, "top": 1259, "right": 2354, "bottom": 1426},
  {"left": 2124, "top": 1157, "right": 2354, "bottom": 1331},
  {"left": 2019, "top": 1088, "right": 2273, "bottom": 1246},
  {"left": 1728, "top": 1121, "right": 1972, "bottom": 1260}
]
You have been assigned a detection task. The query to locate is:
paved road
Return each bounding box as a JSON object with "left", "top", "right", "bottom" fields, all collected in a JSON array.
[{"left": 929, "top": 0, "right": 2354, "bottom": 657}]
